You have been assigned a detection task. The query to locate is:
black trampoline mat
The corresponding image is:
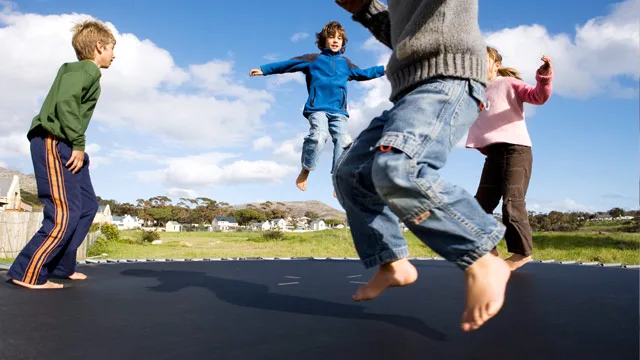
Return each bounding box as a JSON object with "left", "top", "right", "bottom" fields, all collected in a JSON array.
[{"left": 0, "top": 259, "right": 638, "bottom": 360}]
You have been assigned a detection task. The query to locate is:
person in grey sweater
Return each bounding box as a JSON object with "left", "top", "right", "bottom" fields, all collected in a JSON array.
[{"left": 333, "top": 0, "right": 512, "bottom": 332}]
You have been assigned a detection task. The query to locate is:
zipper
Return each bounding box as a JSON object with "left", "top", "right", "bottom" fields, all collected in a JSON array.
[{"left": 332, "top": 55, "right": 335, "bottom": 73}]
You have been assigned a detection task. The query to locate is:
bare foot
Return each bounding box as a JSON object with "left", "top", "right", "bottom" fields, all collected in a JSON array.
[
  {"left": 11, "top": 279, "right": 64, "bottom": 289},
  {"left": 296, "top": 169, "right": 310, "bottom": 191},
  {"left": 461, "top": 253, "right": 511, "bottom": 332},
  {"left": 505, "top": 254, "right": 532, "bottom": 271},
  {"left": 68, "top": 272, "right": 87, "bottom": 280},
  {"left": 353, "top": 258, "right": 418, "bottom": 302},
  {"left": 333, "top": 191, "right": 337, "bottom": 198}
]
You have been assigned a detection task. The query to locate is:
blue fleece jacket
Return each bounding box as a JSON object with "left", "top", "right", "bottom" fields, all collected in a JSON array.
[{"left": 260, "top": 48, "right": 385, "bottom": 117}]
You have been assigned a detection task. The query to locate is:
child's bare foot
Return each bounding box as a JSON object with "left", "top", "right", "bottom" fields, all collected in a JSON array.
[
  {"left": 68, "top": 272, "right": 87, "bottom": 280},
  {"left": 296, "top": 169, "right": 310, "bottom": 191},
  {"left": 505, "top": 254, "right": 532, "bottom": 271},
  {"left": 461, "top": 253, "right": 511, "bottom": 332},
  {"left": 11, "top": 279, "right": 64, "bottom": 289},
  {"left": 353, "top": 258, "right": 418, "bottom": 302}
]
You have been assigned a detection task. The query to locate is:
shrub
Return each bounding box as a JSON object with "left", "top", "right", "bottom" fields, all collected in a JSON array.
[
  {"left": 100, "top": 223, "right": 120, "bottom": 242},
  {"left": 141, "top": 230, "right": 161, "bottom": 243},
  {"left": 262, "top": 230, "right": 283, "bottom": 240}
]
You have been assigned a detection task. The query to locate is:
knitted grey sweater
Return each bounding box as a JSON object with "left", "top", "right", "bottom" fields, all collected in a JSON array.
[{"left": 353, "top": 0, "right": 487, "bottom": 101}]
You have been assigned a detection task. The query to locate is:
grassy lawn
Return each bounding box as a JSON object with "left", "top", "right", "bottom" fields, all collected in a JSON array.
[{"left": 77, "top": 229, "right": 640, "bottom": 265}]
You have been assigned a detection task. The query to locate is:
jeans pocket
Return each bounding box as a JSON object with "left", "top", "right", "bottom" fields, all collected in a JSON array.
[
  {"left": 374, "top": 132, "right": 423, "bottom": 159},
  {"left": 468, "top": 80, "right": 487, "bottom": 110}
]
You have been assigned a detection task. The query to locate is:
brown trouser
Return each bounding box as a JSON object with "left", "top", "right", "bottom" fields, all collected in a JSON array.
[{"left": 475, "top": 143, "right": 533, "bottom": 256}]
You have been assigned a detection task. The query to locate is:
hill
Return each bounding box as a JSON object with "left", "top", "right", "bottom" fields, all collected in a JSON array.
[
  {"left": 233, "top": 200, "right": 346, "bottom": 220},
  {"left": 0, "top": 167, "right": 37, "bottom": 194}
]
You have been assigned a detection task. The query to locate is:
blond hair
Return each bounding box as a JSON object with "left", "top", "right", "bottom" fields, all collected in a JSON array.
[
  {"left": 316, "top": 21, "right": 348, "bottom": 54},
  {"left": 71, "top": 20, "right": 116, "bottom": 61},
  {"left": 487, "top": 46, "right": 522, "bottom": 80}
]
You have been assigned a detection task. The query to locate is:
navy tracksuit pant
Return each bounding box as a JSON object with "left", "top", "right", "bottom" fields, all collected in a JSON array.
[{"left": 8, "top": 131, "right": 98, "bottom": 285}]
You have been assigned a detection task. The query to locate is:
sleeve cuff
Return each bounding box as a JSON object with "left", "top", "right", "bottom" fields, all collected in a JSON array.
[{"left": 352, "top": 0, "right": 385, "bottom": 25}]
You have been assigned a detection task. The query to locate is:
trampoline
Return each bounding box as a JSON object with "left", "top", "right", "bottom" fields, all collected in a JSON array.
[{"left": 1, "top": 258, "right": 638, "bottom": 360}]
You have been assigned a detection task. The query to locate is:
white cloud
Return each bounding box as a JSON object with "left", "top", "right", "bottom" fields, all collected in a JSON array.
[
  {"left": 263, "top": 53, "right": 279, "bottom": 61},
  {"left": 253, "top": 136, "right": 274, "bottom": 150},
  {"left": 484, "top": 0, "right": 639, "bottom": 98},
  {"left": 345, "top": 51, "right": 392, "bottom": 137},
  {"left": 85, "top": 143, "right": 101, "bottom": 155},
  {"left": 528, "top": 199, "right": 597, "bottom": 213},
  {"left": 167, "top": 188, "right": 198, "bottom": 198},
  {"left": 0, "top": 6, "right": 275, "bottom": 158},
  {"left": 0, "top": 132, "right": 30, "bottom": 160},
  {"left": 290, "top": 32, "right": 309, "bottom": 42},
  {"left": 344, "top": 1, "right": 638, "bottom": 144},
  {"left": 0, "top": 159, "right": 7, "bottom": 168},
  {"left": 266, "top": 72, "right": 306, "bottom": 88},
  {"left": 272, "top": 135, "right": 305, "bottom": 166},
  {"left": 134, "top": 152, "right": 298, "bottom": 189}
]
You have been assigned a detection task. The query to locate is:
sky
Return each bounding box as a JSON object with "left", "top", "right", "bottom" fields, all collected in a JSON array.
[{"left": 0, "top": 0, "right": 638, "bottom": 214}]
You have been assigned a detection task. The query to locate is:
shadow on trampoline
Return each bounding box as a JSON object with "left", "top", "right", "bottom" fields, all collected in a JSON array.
[{"left": 121, "top": 268, "right": 448, "bottom": 341}]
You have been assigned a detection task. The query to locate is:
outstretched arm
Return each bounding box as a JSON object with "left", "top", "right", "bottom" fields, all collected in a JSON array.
[
  {"left": 510, "top": 56, "right": 553, "bottom": 105},
  {"left": 336, "top": 0, "right": 392, "bottom": 49},
  {"left": 250, "top": 54, "right": 316, "bottom": 76},
  {"left": 349, "top": 65, "right": 386, "bottom": 81}
]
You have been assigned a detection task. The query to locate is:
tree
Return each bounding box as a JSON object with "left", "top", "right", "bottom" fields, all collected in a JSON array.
[
  {"left": 267, "top": 208, "right": 287, "bottom": 220},
  {"left": 304, "top": 211, "right": 320, "bottom": 221},
  {"left": 608, "top": 208, "right": 624, "bottom": 219},
  {"left": 324, "top": 218, "right": 344, "bottom": 227},
  {"left": 146, "top": 208, "right": 172, "bottom": 226},
  {"left": 235, "top": 209, "right": 266, "bottom": 225}
]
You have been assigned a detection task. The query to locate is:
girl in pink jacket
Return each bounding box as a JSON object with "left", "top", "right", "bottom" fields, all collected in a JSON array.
[{"left": 466, "top": 46, "right": 553, "bottom": 271}]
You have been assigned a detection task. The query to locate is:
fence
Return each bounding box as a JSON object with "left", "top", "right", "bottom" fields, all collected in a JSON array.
[{"left": 0, "top": 212, "right": 97, "bottom": 259}]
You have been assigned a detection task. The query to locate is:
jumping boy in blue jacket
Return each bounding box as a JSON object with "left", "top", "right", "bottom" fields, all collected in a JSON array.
[{"left": 250, "top": 21, "right": 385, "bottom": 193}]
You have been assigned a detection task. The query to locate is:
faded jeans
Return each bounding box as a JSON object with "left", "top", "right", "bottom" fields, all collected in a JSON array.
[
  {"left": 301, "top": 111, "right": 352, "bottom": 173},
  {"left": 333, "top": 78, "right": 506, "bottom": 270}
]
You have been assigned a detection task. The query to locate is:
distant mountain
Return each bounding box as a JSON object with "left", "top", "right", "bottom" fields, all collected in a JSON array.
[
  {"left": 233, "top": 200, "right": 346, "bottom": 220},
  {"left": 0, "top": 167, "right": 37, "bottom": 194}
]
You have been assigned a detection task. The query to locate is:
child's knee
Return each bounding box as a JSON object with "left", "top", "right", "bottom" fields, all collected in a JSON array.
[{"left": 308, "top": 129, "right": 329, "bottom": 143}]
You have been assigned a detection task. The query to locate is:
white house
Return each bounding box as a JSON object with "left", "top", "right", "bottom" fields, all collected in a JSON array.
[
  {"left": 250, "top": 221, "right": 271, "bottom": 231},
  {"left": 0, "top": 175, "right": 31, "bottom": 212},
  {"left": 270, "top": 218, "right": 287, "bottom": 231},
  {"left": 310, "top": 219, "right": 327, "bottom": 231},
  {"left": 165, "top": 221, "right": 183, "bottom": 232},
  {"left": 112, "top": 215, "right": 142, "bottom": 230},
  {"left": 93, "top": 205, "right": 113, "bottom": 224},
  {"left": 212, "top": 216, "right": 239, "bottom": 232}
]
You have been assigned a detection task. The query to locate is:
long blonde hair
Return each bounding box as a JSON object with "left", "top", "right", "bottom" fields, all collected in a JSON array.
[{"left": 487, "top": 46, "right": 522, "bottom": 80}]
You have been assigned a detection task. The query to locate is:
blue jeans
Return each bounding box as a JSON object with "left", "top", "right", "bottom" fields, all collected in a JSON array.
[
  {"left": 333, "top": 78, "right": 506, "bottom": 270},
  {"left": 301, "top": 111, "right": 352, "bottom": 173}
]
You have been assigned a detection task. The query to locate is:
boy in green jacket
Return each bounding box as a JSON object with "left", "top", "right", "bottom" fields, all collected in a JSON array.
[{"left": 8, "top": 20, "right": 116, "bottom": 289}]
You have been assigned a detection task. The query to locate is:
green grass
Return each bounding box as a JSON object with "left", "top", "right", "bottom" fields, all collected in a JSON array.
[{"left": 81, "top": 229, "right": 640, "bottom": 265}]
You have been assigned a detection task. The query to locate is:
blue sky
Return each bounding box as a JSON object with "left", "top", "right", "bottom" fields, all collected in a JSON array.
[{"left": 1, "top": 0, "right": 638, "bottom": 214}]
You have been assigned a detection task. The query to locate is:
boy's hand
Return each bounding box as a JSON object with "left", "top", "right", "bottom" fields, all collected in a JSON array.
[
  {"left": 66, "top": 150, "right": 85, "bottom": 174},
  {"left": 335, "top": 0, "right": 369, "bottom": 14},
  {"left": 538, "top": 56, "right": 552, "bottom": 76},
  {"left": 249, "top": 69, "right": 263, "bottom": 76}
]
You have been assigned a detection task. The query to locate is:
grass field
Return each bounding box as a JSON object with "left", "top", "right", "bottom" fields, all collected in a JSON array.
[{"left": 78, "top": 228, "right": 640, "bottom": 265}]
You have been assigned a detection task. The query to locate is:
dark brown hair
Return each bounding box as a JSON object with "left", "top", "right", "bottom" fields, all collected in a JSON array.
[{"left": 316, "top": 21, "right": 347, "bottom": 54}]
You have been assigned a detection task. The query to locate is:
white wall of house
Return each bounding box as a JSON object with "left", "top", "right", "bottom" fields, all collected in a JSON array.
[
  {"left": 310, "top": 220, "right": 327, "bottom": 231},
  {"left": 165, "top": 221, "right": 182, "bottom": 232},
  {"left": 212, "top": 217, "right": 239, "bottom": 231}
]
